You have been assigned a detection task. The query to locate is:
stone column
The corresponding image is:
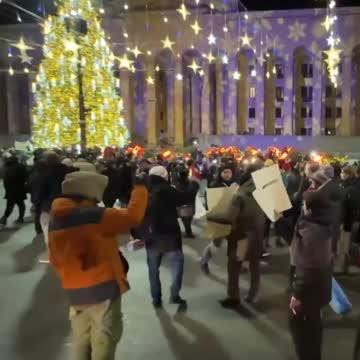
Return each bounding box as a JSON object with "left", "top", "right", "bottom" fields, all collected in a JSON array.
[
  {"left": 120, "top": 69, "right": 135, "bottom": 137},
  {"left": 145, "top": 60, "right": 157, "bottom": 147},
  {"left": 215, "top": 60, "right": 224, "bottom": 134},
  {"left": 226, "top": 55, "right": 238, "bottom": 134},
  {"left": 340, "top": 54, "right": 352, "bottom": 136},
  {"left": 174, "top": 60, "right": 184, "bottom": 147},
  {"left": 255, "top": 61, "right": 265, "bottom": 134},
  {"left": 264, "top": 55, "right": 276, "bottom": 135},
  {"left": 237, "top": 53, "right": 248, "bottom": 134},
  {"left": 7, "top": 74, "right": 19, "bottom": 135},
  {"left": 312, "top": 58, "right": 322, "bottom": 136},
  {"left": 283, "top": 55, "right": 293, "bottom": 135},
  {"left": 191, "top": 73, "right": 201, "bottom": 136},
  {"left": 201, "top": 62, "right": 211, "bottom": 134}
]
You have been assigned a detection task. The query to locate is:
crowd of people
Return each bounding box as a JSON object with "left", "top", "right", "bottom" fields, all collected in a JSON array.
[{"left": 1, "top": 146, "right": 360, "bottom": 360}]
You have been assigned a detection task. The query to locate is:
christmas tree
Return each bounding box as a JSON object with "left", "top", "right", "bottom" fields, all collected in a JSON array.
[{"left": 32, "top": 0, "right": 129, "bottom": 149}]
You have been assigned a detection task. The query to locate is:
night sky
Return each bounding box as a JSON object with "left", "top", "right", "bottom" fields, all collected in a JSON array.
[{"left": 0, "top": 0, "right": 358, "bottom": 25}]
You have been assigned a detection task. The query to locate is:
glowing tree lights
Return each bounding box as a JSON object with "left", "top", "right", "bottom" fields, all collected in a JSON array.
[{"left": 32, "top": 0, "right": 129, "bottom": 149}]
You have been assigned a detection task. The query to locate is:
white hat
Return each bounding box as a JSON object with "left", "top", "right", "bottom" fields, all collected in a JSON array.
[
  {"left": 62, "top": 171, "right": 108, "bottom": 202},
  {"left": 149, "top": 165, "right": 168, "bottom": 181},
  {"left": 73, "top": 160, "right": 96, "bottom": 172},
  {"left": 62, "top": 158, "right": 73, "bottom": 167}
]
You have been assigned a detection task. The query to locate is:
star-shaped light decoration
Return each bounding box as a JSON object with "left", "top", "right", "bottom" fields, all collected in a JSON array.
[
  {"left": 177, "top": 3, "right": 190, "bottom": 21},
  {"left": 191, "top": 20, "right": 202, "bottom": 35},
  {"left": 232, "top": 71, "right": 241, "bottom": 80},
  {"left": 208, "top": 33, "right": 216, "bottom": 45},
  {"left": 20, "top": 52, "right": 33, "bottom": 64},
  {"left": 130, "top": 46, "right": 143, "bottom": 58},
  {"left": 118, "top": 54, "right": 134, "bottom": 70},
  {"left": 64, "top": 39, "right": 80, "bottom": 53},
  {"left": 323, "top": 47, "right": 342, "bottom": 63},
  {"left": 222, "top": 54, "right": 229, "bottom": 64},
  {"left": 11, "top": 37, "right": 34, "bottom": 52},
  {"left": 161, "top": 36, "right": 176, "bottom": 51},
  {"left": 199, "top": 69, "right": 204, "bottom": 76},
  {"left": 321, "top": 16, "right": 332, "bottom": 32},
  {"left": 206, "top": 51, "right": 216, "bottom": 63},
  {"left": 241, "top": 34, "right": 252, "bottom": 47},
  {"left": 176, "top": 73, "right": 183, "bottom": 81},
  {"left": 146, "top": 76, "right": 154, "bottom": 85},
  {"left": 188, "top": 59, "right": 201, "bottom": 74}
]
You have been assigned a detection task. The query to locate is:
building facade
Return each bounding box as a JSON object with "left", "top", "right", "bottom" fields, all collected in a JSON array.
[{"left": 0, "top": 5, "right": 360, "bottom": 147}]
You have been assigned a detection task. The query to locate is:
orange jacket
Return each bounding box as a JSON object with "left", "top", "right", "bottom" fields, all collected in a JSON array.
[{"left": 48, "top": 185, "right": 148, "bottom": 306}]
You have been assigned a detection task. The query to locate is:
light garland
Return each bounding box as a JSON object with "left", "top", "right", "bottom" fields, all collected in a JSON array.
[{"left": 323, "top": 0, "right": 341, "bottom": 87}]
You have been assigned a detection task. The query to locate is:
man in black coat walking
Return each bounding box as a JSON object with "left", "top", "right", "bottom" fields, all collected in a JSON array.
[
  {"left": 1, "top": 156, "right": 28, "bottom": 227},
  {"left": 143, "top": 166, "right": 190, "bottom": 309}
]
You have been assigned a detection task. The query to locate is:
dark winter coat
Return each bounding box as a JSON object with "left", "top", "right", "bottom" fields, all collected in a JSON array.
[
  {"left": 143, "top": 175, "right": 191, "bottom": 252},
  {"left": 175, "top": 177, "right": 199, "bottom": 208},
  {"left": 229, "top": 176, "right": 266, "bottom": 259},
  {"left": 286, "top": 169, "right": 302, "bottom": 202},
  {"left": 291, "top": 180, "right": 342, "bottom": 308},
  {"left": 3, "top": 158, "right": 28, "bottom": 202},
  {"left": 102, "top": 165, "right": 122, "bottom": 202},
  {"left": 342, "top": 178, "right": 359, "bottom": 232},
  {"left": 38, "top": 163, "right": 73, "bottom": 212}
]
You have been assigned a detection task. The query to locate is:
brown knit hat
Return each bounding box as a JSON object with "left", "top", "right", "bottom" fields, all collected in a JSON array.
[{"left": 62, "top": 171, "right": 108, "bottom": 202}]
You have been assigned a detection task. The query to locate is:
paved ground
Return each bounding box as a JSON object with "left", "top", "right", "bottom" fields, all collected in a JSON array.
[{"left": 0, "top": 182, "right": 359, "bottom": 360}]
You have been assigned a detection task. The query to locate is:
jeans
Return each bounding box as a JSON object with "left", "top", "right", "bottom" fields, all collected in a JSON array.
[
  {"left": 289, "top": 305, "right": 323, "bottom": 360},
  {"left": 1, "top": 199, "right": 25, "bottom": 224},
  {"left": 146, "top": 249, "right": 184, "bottom": 302},
  {"left": 70, "top": 298, "right": 123, "bottom": 360}
]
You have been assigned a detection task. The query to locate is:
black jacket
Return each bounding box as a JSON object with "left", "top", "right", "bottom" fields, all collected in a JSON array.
[
  {"left": 292, "top": 180, "right": 342, "bottom": 308},
  {"left": 38, "top": 163, "right": 72, "bottom": 212},
  {"left": 342, "top": 178, "right": 360, "bottom": 232},
  {"left": 3, "top": 158, "right": 28, "bottom": 202},
  {"left": 175, "top": 178, "right": 199, "bottom": 208},
  {"left": 143, "top": 175, "right": 191, "bottom": 252}
]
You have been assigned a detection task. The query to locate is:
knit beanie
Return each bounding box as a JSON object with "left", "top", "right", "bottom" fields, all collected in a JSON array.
[
  {"left": 62, "top": 158, "right": 73, "bottom": 167},
  {"left": 62, "top": 171, "right": 108, "bottom": 202},
  {"left": 73, "top": 160, "right": 96, "bottom": 172},
  {"left": 149, "top": 165, "right": 168, "bottom": 181}
]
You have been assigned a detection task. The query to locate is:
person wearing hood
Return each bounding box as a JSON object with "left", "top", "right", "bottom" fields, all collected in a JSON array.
[
  {"left": 143, "top": 166, "right": 191, "bottom": 309},
  {"left": 0, "top": 156, "right": 28, "bottom": 227},
  {"left": 48, "top": 171, "right": 148, "bottom": 360},
  {"left": 200, "top": 166, "right": 237, "bottom": 274},
  {"left": 289, "top": 167, "right": 340, "bottom": 360},
  {"left": 220, "top": 162, "right": 266, "bottom": 308}
]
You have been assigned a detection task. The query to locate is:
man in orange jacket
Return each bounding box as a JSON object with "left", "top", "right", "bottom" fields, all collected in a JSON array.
[{"left": 48, "top": 170, "right": 148, "bottom": 360}]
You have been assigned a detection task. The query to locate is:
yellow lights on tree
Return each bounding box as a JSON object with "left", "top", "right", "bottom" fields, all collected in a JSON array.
[
  {"left": 32, "top": 0, "right": 129, "bottom": 149},
  {"left": 118, "top": 54, "right": 134, "bottom": 70}
]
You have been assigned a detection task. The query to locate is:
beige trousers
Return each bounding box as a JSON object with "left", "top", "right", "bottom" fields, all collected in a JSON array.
[
  {"left": 335, "top": 229, "right": 351, "bottom": 273},
  {"left": 70, "top": 297, "right": 123, "bottom": 360}
]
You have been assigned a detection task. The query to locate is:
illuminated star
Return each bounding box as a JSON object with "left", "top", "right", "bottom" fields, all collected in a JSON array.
[
  {"left": 63, "top": 39, "right": 80, "bottom": 53},
  {"left": 19, "top": 51, "right": 33, "bottom": 64},
  {"left": 11, "top": 37, "right": 34, "bottom": 52},
  {"left": 188, "top": 59, "right": 201, "bottom": 74},
  {"left": 117, "top": 54, "right": 134, "bottom": 70},
  {"left": 323, "top": 47, "right": 342, "bottom": 63},
  {"left": 191, "top": 20, "right": 202, "bottom": 35},
  {"left": 241, "top": 33, "right": 252, "bottom": 47},
  {"left": 208, "top": 33, "right": 216, "bottom": 45},
  {"left": 222, "top": 54, "right": 229, "bottom": 64},
  {"left": 161, "top": 36, "right": 176, "bottom": 51},
  {"left": 232, "top": 71, "right": 241, "bottom": 80},
  {"left": 176, "top": 73, "right": 183, "bottom": 81},
  {"left": 199, "top": 69, "right": 204, "bottom": 76},
  {"left": 206, "top": 51, "right": 215, "bottom": 63},
  {"left": 177, "top": 3, "right": 190, "bottom": 21},
  {"left": 321, "top": 16, "right": 332, "bottom": 32},
  {"left": 130, "top": 46, "right": 143, "bottom": 58},
  {"left": 146, "top": 76, "right": 154, "bottom": 85}
]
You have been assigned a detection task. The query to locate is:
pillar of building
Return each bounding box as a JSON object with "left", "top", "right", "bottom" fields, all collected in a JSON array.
[
  {"left": 119, "top": 69, "right": 135, "bottom": 137},
  {"left": 201, "top": 62, "right": 211, "bottom": 134},
  {"left": 340, "top": 54, "right": 352, "bottom": 136},
  {"left": 191, "top": 72, "right": 201, "bottom": 136},
  {"left": 145, "top": 59, "right": 157, "bottom": 147},
  {"left": 264, "top": 55, "right": 276, "bottom": 135},
  {"left": 174, "top": 60, "right": 184, "bottom": 147},
  {"left": 0, "top": 73, "right": 9, "bottom": 135},
  {"left": 283, "top": 56, "right": 293, "bottom": 135},
  {"left": 255, "top": 60, "right": 265, "bottom": 134},
  {"left": 225, "top": 55, "right": 238, "bottom": 134},
  {"left": 237, "top": 53, "right": 248, "bottom": 134},
  {"left": 215, "top": 60, "right": 224, "bottom": 135},
  {"left": 312, "top": 58, "right": 322, "bottom": 136}
]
